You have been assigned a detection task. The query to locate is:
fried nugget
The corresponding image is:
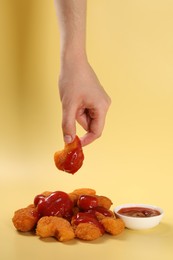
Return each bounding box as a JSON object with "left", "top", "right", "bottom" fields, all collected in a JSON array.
[
  {"left": 36, "top": 216, "right": 75, "bottom": 242},
  {"left": 71, "top": 188, "right": 96, "bottom": 197},
  {"left": 68, "top": 193, "right": 78, "bottom": 205},
  {"left": 69, "top": 188, "right": 96, "bottom": 206},
  {"left": 12, "top": 204, "right": 39, "bottom": 232},
  {"left": 100, "top": 217, "right": 125, "bottom": 235},
  {"left": 94, "top": 210, "right": 115, "bottom": 221},
  {"left": 41, "top": 191, "right": 53, "bottom": 197},
  {"left": 74, "top": 223, "right": 103, "bottom": 241},
  {"left": 96, "top": 195, "right": 113, "bottom": 210}
]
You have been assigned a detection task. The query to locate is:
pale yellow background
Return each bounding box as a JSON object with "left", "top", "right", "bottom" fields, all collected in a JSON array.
[{"left": 0, "top": 0, "right": 173, "bottom": 259}]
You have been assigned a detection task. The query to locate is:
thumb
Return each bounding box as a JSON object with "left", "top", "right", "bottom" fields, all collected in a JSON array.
[{"left": 61, "top": 106, "right": 76, "bottom": 144}]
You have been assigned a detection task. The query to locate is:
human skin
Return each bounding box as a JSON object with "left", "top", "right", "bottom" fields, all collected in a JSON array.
[{"left": 54, "top": 0, "right": 111, "bottom": 146}]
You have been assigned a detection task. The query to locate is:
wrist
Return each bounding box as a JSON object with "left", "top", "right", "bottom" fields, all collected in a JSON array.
[{"left": 60, "top": 45, "right": 88, "bottom": 69}]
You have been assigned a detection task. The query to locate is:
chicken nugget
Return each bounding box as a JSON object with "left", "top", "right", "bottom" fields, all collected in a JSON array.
[
  {"left": 96, "top": 195, "right": 113, "bottom": 210},
  {"left": 74, "top": 223, "right": 103, "bottom": 241},
  {"left": 68, "top": 193, "right": 78, "bottom": 205},
  {"left": 41, "top": 191, "right": 53, "bottom": 197},
  {"left": 36, "top": 216, "right": 55, "bottom": 237},
  {"left": 69, "top": 188, "right": 96, "bottom": 207},
  {"left": 12, "top": 204, "right": 39, "bottom": 232},
  {"left": 94, "top": 210, "right": 115, "bottom": 221},
  {"left": 36, "top": 216, "right": 75, "bottom": 242},
  {"left": 71, "top": 188, "right": 96, "bottom": 197},
  {"left": 100, "top": 217, "right": 125, "bottom": 235}
]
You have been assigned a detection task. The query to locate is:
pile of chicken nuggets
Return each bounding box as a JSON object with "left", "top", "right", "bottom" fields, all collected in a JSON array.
[{"left": 12, "top": 188, "right": 125, "bottom": 242}]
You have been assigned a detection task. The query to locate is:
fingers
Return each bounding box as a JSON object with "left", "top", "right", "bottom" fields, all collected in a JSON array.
[
  {"left": 80, "top": 132, "right": 99, "bottom": 146},
  {"left": 80, "top": 110, "right": 106, "bottom": 147},
  {"left": 62, "top": 105, "right": 76, "bottom": 144},
  {"left": 76, "top": 108, "right": 91, "bottom": 132},
  {"left": 62, "top": 99, "right": 110, "bottom": 146}
]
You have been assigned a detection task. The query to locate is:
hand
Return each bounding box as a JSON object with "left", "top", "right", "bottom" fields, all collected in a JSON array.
[{"left": 58, "top": 58, "right": 111, "bottom": 146}]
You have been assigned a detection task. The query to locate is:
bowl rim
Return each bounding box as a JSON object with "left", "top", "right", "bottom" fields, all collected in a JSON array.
[{"left": 114, "top": 203, "right": 164, "bottom": 219}]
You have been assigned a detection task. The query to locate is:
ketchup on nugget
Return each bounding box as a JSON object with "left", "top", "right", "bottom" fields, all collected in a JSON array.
[{"left": 54, "top": 136, "right": 84, "bottom": 174}]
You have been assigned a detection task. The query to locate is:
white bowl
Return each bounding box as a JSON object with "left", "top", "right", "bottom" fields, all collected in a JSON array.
[{"left": 114, "top": 203, "right": 164, "bottom": 230}]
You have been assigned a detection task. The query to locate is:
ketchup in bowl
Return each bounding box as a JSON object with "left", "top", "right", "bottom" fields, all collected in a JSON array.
[
  {"left": 117, "top": 207, "right": 161, "bottom": 218},
  {"left": 114, "top": 204, "right": 164, "bottom": 230}
]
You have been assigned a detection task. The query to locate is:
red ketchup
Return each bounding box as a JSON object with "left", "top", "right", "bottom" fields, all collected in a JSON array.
[
  {"left": 73, "top": 212, "right": 105, "bottom": 234},
  {"left": 54, "top": 136, "right": 84, "bottom": 174},
  {"left": 60, "top": 148, "right": 84, "bottom": 174},
  {"left": 86, "top": 206, "right": 114, "bottom": 217},
  {"left": 118, "top": 207, "right": 161, "bottom": 217},
  {"left": 77, "top": 195, "right": 98, "bottom": 210},
  {"left": 34, "top": 191, "right": 73, "bottom": 220}
]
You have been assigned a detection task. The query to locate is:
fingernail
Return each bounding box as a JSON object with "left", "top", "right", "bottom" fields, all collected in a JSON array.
[{"left": 64, "top": 135, "right": 73, "bottom": 144}]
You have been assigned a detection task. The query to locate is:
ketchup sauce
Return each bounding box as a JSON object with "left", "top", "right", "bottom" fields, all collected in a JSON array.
[
  {"left": 118, "top": 207, "right": 161, "bottom": 217},
  {"left": 73, "top": 212, "right": 105, "bottom": 234},
  {"left": 54, "top": 136, "right": 84, "bottom": 174}
]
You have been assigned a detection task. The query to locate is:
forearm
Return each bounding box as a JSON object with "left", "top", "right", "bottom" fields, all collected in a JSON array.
[
  {"left": 54, "top": 0, "right": 87, "bottom": 64},
  {"left": 54, "top": 0, "right": 111, "bottom": 146}
]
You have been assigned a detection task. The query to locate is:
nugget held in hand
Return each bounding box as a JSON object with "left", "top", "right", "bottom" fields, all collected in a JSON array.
[{"left": 54, "top": 136, "right": 84, "bottom": 174}]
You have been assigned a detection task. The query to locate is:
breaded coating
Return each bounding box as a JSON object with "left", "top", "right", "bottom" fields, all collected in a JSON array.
[
  {"left": 68, "top": 193, "right": 78, "bottom": 205},
  {"left": 36, "top": 216, "right": 55, "bottom": 237},
  {"left": 95, "top": 210, "right": 115, "bottom": 221},
  {"left": 69, "top": 188, "right": 96, "bottom": 206},
  {"left": 41, "top": 191, "right": 52, "bottom": 197},
  {"left": 12, "top": 204, "right": 39, "bottom": 232},
  {"left": 36, "top": 216, "right": 75, "bottom": 242},
  {"left": 100, "top": 217, "right": 125, "bottom": 235},
  {"left": 74, "top": 223, "right": 103, "bottom": 241},
  {"left": 69, "top": 188, "right": 96, "bottom": 207},
  {"left": 71, "top": 188, "right": 96, "bottom": 197},
  {"left": 96, "top": 195, "right": 113, "bottom": 210}
]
